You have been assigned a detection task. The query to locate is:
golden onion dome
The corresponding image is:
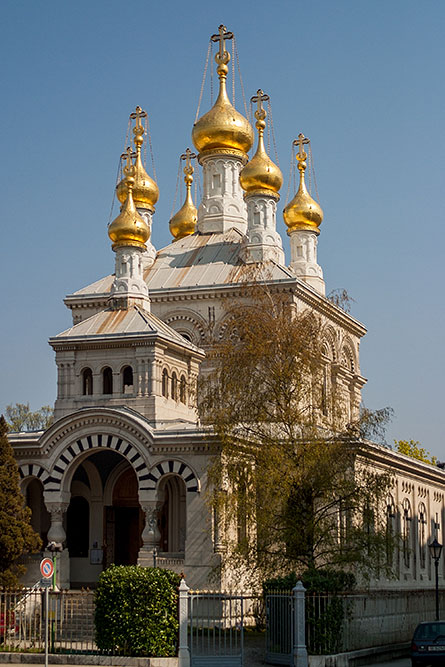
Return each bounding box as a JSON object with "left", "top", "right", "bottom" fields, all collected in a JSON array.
[
  {"left": 108, "top": 150, "right": 150, "bottom": 250},
  {"left": 240, "top": 90, "right": 282, "bottom": 196},
  {"left": 283, "top": 135, "right": 323, "bottom": 234},
  {"left": 169, "top": 149, "right": 198, "bottom": 241},
  {"left": 192, "top": 26, "right": 253, "bottom": 159},
  {"left": 116, "top": 108, "right": 159, "bottom": 211}
]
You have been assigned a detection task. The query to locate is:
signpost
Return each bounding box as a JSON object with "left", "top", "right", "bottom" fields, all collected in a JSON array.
[{"left": 40, "top": 558, "right": 54, "bottom": 667}]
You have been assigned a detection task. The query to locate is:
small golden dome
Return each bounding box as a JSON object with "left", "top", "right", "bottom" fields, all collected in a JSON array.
[
  {"left": 283, "top": 135, "right": 323, "bottom": 234},
  {"left": 169, "top": 149, "right": 198, "bottom": 241},
  {"left": 192, "top": 27, "right": 253, "bottom": 158},
  {"left": 240, "top": 90, "right": 282, "bottom": 196},
  {"left": 109, "top": 151, "right": 150, "bottom": 250},
  {"left": 116, "top": 107, "right": 159, "bottom": 211}
]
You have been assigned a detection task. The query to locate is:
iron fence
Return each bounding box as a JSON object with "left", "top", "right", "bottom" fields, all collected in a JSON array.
[{"left": 0, "top": 588, "right": 96, "bottom": 654}]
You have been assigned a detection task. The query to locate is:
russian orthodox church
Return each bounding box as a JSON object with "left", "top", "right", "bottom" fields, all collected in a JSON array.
[{"left": 10, "top": 26, "right": 445, "bottom": 591}]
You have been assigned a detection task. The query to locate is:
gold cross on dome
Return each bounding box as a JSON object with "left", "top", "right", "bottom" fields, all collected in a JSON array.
[
  {"left": 180, "top": 147, "right": 197, "bottom": 169},
  {"left": 130, "top": 105, "right": 147, "bottom": 130},
  {"left": 251, "top": 89, "right": 269, "bottom": 118},
  {"left": 121, "top": 146, "right": 137, "bottom": 168},
  {"left": 293, "top": 133, "right": 310, "bottom": 159},
  {"left": 211, "top": 24, "right": 233, "bottom": 58}
]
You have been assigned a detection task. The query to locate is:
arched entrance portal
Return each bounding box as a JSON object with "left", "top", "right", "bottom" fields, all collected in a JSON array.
[
  {"left": 66, "top": 450, "right": 143, "bottom": 587},
  {"left": 104, "top": 467, "right": 144, "bottom": 567}
]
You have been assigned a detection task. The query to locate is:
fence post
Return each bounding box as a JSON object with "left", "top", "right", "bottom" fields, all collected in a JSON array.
[
  {"left": 293, "top": 581, "right": 308, "bottom": 667},
  {"left": 178, "top": 578, "right": 190, "bottom": 667}
]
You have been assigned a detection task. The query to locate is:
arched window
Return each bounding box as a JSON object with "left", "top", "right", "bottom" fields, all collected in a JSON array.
[
  {"left": 122, "top": 366, "right": 133, "bottom": 394},
  {"left": 67, "top": 496, "right": 89, "bottom": 557},
  {"left": 82, "top": 368, "right": 93, "bottom": 396},
  {"left": 103, "top": 367, "right": 113, "bottom": 394},
  {"left": 386, "top": 495, "right": 396, "bottom": 566},
  {"left": 418, "top": 503, "right": 427, "bottom": 569},
  {"left": 162, "top": 369, "right": 169, "bottom": 398},
  {"left": 180, "top": 376, "right": 187, "bottom": 404},
  {"left": 171, "top": 372, "right": 178, "bottom": 401},
  {"left": 402, "top": 498, "right": 412, "bottom": 568}
]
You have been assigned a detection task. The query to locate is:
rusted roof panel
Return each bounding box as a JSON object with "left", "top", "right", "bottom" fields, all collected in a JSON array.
[{"left": 70, "top": 230, "right": 294, "bottom": 299}]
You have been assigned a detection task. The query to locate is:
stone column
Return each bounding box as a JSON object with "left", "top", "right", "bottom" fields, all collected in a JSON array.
[
  {"left": 292, "top": 581, "right": 308, "bottom": 667},
  {"left": 178, "top": 578, "right": 190, "bottom": 667},
  {"left": 45, "top": 502, "right": 69, "bottom": 589},
  {"left": 138, "top": 501, "right": 162, "bottom": 567}
]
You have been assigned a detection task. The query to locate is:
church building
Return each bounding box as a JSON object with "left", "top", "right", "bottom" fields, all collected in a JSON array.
[{"left": 9, "top": 25, "right": 445, "bottom": 591}]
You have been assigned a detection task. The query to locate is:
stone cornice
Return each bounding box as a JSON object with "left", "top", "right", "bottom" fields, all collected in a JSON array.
[{"left": 358, "top": 440, "right": 445, "bottom": 485}]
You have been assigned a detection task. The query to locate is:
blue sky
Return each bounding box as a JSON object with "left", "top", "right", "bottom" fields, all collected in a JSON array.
[{"left": 1, "top": 0, "right": 444, "bottom": 455}]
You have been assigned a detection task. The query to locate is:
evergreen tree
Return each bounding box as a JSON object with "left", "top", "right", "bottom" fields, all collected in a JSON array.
[{"left": 0, "top": 416, "right": 41, "bottom": 586}]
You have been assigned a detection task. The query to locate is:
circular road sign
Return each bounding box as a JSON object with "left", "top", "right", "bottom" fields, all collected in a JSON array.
[{"left": 40, "top": 558, "right": 54, "bottom": 579}]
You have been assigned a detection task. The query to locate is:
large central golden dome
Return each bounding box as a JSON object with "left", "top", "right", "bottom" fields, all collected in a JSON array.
[{"left": 192, "top": 33, "right": 253, "bottom": 158}]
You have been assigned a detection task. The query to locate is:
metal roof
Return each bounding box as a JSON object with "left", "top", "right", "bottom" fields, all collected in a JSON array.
[
  {"left": 71, "top": 230, "right": 294, "bottom": 298},
  {"left": 52, "top": 305, "right": 203, "bottom": 352}
]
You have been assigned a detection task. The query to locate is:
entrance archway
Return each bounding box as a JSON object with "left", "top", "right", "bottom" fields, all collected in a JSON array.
[{"left": 104, "top": 467, "right": 144, "bottom": 566}]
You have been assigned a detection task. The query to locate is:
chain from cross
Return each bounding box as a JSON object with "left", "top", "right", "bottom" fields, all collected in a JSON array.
[
  {"left": 130, "top": 105, "right": 147, "bottom": 130},
  {"left": 180, "top": 148, "right": 197, "bottom": 174},
  {"left": 293, "top": 133, "right": 310, "bottom": 159},
  {"left": 211, "top": 24, "right": 233, "bottom": 60},
  {"left": 251, "top": 89, "right": 269, "bottom": 120}
]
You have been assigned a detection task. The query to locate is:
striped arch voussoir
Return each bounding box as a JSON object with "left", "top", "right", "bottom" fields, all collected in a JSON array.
[
  {"left": 45, "top": 434, "right": 149, "bottom": 492},
  {"left": 19, "top": 464, "right": 49, "bottom": 486},
  {"left": 139, "top": 460, "right": 200, "bottom": 493}
]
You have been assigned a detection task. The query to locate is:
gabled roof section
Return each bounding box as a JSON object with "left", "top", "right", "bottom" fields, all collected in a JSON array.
[
  {"left": 68, "top": 230, "right": 294, "bottom": 300},
  {"left": 145, "top": 230, "right": 294, "bottom": 291},
  {"left": 50, "top": 305, "right": 203, "bottom": 353}
]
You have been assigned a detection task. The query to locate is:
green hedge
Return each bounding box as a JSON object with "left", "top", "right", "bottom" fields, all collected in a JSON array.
[{"left": 94, "top": 565, "right": 180, "bottom": 656}]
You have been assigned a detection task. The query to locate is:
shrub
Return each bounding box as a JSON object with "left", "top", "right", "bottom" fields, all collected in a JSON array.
[{"left": 94, "top": 565, "right": 180, "bottom": 656}]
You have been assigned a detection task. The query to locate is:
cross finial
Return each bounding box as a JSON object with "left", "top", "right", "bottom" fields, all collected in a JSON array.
[
  {"left": 130, "top": 105, "right": 147, "bottom": 130},
  {"left": 121, "top": 146, "right": 136, "bottom": 178},
  {"left": 211, "top": 24, "right": 233, "bottom": 59},
  {"left": 293, "top": 133, "right": 310, "bottom": 160},
  {"left": 251, "top": 89, "right": 269, "bottom": 120},
  {"left": 180, "top": 147, "right": 197, "bottom": 175}
]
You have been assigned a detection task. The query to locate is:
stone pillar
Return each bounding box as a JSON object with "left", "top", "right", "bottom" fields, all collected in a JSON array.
[
  {"left": 292, "top": 581, "right": 308, "bottom": 667},
  {"left": 289, "top": 229, "right": 325, "bottom": 296},
  {"left": 138, "top": 501, "right": 162, "bottom": 567},
  {"left": 197, "top": 154, "right": 247, "bottom": 235},
  {"left": 241, "top": 194, "right": 284, "bottom": 264},
  {"left": 45, "top": 503, "right": 69, "bottom": 589},
  {"left": 178, "top": 578, "right": 190, "bottom": 667}
]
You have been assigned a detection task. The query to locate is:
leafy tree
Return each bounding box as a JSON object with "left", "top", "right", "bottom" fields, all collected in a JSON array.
[
  {"left": 0, "top": 416, "right": 41, "bottom": 586},
  {"left": 394, "top": 439, "right": 436, "bottom": 465},
  {"left": 198, "top": 281, "right": 395, "bottom": 584},
  {"left": 5, "top": 403, "right": 53, "bottom": 432}
]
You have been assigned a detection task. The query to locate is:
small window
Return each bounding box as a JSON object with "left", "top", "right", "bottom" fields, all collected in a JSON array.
[
  {"left": 103, "top": 367, "right": 113, "bottom": 395},
  {"left": 171, "top": 372, "right": 178, "bottom": 401},
  {"left": 162, "top": 369, "right": 169, "bottom": 398},
  {"left": 82, "top": 368, "right": 93, "bottom": 396},
  {"left": 180, "top": 376, "right": 187, "bottom": 404},
  {"left": 122, "top": 366, "right": 133, "bottom": 394}
]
